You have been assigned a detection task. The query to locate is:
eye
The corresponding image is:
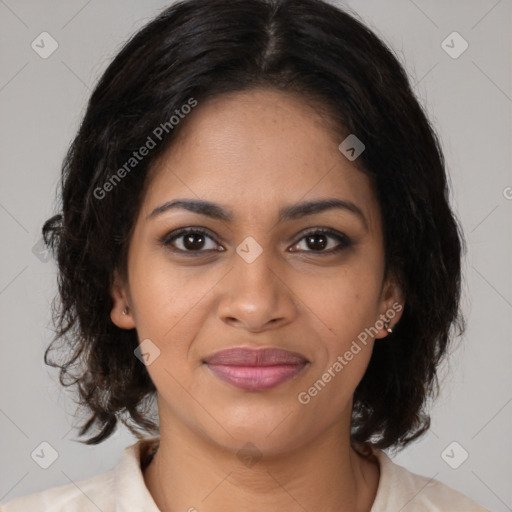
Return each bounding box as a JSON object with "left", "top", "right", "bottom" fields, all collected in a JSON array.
[
  {"left": 161, "top": 227, "right": 224, "bottom": 254},
  {"left": 289, "top": 228, "right": 351, "bottom": 254},
  {"left": 160, "top": 226, "right": 351, "bottom": 256}
]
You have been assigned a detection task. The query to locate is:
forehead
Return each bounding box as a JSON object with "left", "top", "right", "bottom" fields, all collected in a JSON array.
[{"left": 140, "top": 88, "right": 379, "bottom": 229}]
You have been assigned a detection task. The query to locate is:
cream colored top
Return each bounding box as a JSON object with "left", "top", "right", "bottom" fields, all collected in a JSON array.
[{"left": 0, "top": 437, "right": 490, "bottom": 511}]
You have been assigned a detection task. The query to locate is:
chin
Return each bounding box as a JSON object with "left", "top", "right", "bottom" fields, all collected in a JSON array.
[{"left": 199, "top": 408, "right": 315, "bottom": 458}]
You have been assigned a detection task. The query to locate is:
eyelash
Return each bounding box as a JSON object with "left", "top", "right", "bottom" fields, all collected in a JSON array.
[{"left": 160, "top": 227, "right": 352, "bottom": 256}]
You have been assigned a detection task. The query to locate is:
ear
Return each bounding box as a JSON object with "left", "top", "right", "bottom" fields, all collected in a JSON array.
[
  {"left": 374, "top": 273, "right": 405, "bottom": 340},
  {"left": 110, "top": 268, "right": 136, "bottom": 330}
]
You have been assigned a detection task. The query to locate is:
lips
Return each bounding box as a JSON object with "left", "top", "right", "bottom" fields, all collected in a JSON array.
[
  {"left": 204, "top": 347, "right": 309, "bottom": 391},
  {"left": 204, "top": 347, "right": 308, "bottom": 366}
]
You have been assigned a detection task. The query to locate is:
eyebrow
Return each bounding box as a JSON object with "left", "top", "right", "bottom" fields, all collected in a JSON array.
[{"left": 148, "top": 198, "right": 368, "bottom": 229}]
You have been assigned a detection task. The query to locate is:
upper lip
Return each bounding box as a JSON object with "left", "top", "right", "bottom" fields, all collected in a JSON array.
[{"left": 204, "top": 347, "right": 308, "bottom": 366}]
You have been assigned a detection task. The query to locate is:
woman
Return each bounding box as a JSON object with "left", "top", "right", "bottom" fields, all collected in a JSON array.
[{"left": 0, "top": 0, "right": 490, "bottom": 510}]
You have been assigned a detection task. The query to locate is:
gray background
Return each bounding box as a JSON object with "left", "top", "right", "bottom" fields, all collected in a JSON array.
[{"left": 0, "top": 0, "right": 510, "bottom": 510}]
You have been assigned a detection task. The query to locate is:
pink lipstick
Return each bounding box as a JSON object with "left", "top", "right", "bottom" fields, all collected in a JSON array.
[{"left": 204, "top": 347, "right": 308, "bottom": 391}]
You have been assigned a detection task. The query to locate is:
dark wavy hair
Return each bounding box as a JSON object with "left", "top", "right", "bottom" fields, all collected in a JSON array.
[{"left": 42, "top": 0, "right": 465, "bottom": 450}]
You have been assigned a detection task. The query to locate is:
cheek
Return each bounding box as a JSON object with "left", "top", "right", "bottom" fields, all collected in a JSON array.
[
  {"left": 127, "top": 254, "right": 224, "bottom": 388},
  {"left": 296, "top": 278, "right": 379, "bottom": 418},
  {"left": 295, "top": 256, "right": 383, "bottom": 402},
  {"left": 301, "top": 261, "right": 383, "bottom": 340},
  {"left": 128, "top": 253, "right": 210, "bottom": 339}
]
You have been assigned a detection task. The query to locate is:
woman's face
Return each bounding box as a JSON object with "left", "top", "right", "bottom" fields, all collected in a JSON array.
[{"left": 111, "top": 88, "right": 403, "bottom": 454}]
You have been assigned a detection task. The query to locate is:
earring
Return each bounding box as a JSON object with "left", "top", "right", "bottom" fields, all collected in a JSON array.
[
  {"left": 122, "top": 306, "right": 129, "bottom": 315},
  {"left": 384, "top": 319, "right": 393, "bottom": 334}
]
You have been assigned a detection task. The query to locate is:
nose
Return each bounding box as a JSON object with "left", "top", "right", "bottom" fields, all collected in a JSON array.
[{"left": 216, "top": 242, "right": 297, "bottom": 333}]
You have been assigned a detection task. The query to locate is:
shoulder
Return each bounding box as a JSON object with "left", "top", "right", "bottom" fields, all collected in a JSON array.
[
  {"left": 0, "top": 437, "right": 160, "bottom": 512},
  {"left": 0, "top": 469, "right": 115, "bottom": 512},
  {"left": 371, "top": 449, "right": 491, "bottom": 512}
]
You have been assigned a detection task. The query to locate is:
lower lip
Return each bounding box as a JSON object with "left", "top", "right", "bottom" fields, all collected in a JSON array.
[{"left": 205, "top": 363, "right": 307, "bottom": 391}]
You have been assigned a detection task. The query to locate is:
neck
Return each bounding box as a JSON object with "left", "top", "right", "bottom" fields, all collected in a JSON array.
[{"left": 143, "top": 420, "right": 380, "bottom": 512}]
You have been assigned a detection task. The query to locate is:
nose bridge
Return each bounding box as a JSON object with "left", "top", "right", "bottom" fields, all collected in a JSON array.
[
  {"left": 233, "top": 234, "right": 281, "bottom": 295},
  {"left": 216, "top": 234, "right": 294, "bottom": 330}
]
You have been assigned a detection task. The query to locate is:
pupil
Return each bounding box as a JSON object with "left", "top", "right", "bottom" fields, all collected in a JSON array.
[
  {"left": 185, "top": 233, "right": 204, "bottom": 250},
  {"left": 307, "top": 234, "right": 327, "bottom": 250}
]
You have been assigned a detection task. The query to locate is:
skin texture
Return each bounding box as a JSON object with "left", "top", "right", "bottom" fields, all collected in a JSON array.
[{"left": 110, "top": 88, "right": 404, "bottom": 512}]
